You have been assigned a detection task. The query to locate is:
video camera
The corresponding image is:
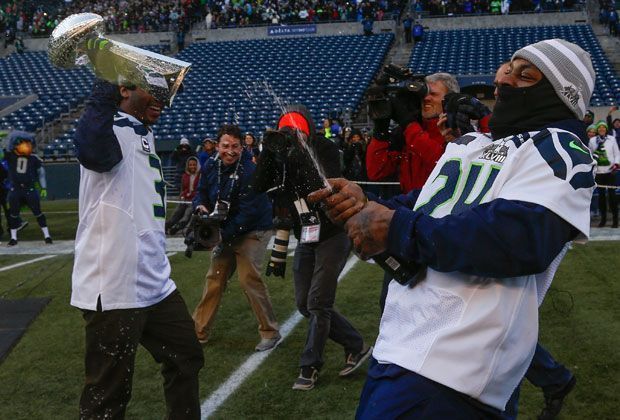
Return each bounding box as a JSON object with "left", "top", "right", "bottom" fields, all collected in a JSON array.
[
  {"left": 367, "top": 63, "right": 427, "bottom": 121},
  {"left": 184, "top": 201, "right": 229, "bottom": 258}
]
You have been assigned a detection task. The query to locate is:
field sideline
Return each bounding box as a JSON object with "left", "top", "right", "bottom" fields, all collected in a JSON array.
[{"left": 0, "top": 200, "right": 618, "bottom": 419}]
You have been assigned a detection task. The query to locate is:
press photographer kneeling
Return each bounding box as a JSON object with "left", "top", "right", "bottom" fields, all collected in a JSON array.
[{"left": 191, "top": 124, "right": 281, "bottom": 351}]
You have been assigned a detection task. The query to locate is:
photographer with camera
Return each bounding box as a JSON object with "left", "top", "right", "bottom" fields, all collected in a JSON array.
[
  {"left": 191, "top": 124, "right": 281, "bottom": 351},
  {"left": 366, "top": 67, "right": 491, "bottom": 193},
  {"left": 253, "top": 105, "right": 372, "bottom": 391}
]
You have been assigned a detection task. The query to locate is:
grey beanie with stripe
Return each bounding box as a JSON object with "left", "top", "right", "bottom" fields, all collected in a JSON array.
[{"left": 512, "top": 39, "right": 595, "bottom": 120}]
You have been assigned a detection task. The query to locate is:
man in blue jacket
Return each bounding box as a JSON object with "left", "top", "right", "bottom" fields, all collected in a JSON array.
[{"left": 192, "top": 124, "right": 280, "bottom": 351}]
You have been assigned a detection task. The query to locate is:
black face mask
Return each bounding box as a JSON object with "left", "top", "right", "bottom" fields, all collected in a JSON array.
[{"left": 489, "top": 78, "right": 575, "bottom": 140}]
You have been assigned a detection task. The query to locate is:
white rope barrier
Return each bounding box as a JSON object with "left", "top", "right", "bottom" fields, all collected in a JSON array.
[{"left": 164, "top": 181, "right": 619, "bottom": 204}]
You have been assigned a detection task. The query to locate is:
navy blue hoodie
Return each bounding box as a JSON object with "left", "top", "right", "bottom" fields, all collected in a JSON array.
[{"left": 194, "top": 149, "right": 273, "bottom": 242}]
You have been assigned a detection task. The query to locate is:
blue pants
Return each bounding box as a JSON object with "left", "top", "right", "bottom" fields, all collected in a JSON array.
[
  {"left": 356, "top": 358, "right": 502, "bottom": 419},
  {"left": 8, "top": 188, "right": 46, "bottom": 229},
  {"left": 503, "top": 343, "right": 573, "bottom": 419}
]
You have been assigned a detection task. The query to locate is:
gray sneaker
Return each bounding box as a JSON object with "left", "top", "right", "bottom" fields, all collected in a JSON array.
[
  {"left": 255, "top": 333, "right": 282, "bottom": 352},
  {"left": 292, "top": 366, "right": 318, "bottom": 391},
  {"left": 339, "top": 345, "right": 373, "bottom": 376}
]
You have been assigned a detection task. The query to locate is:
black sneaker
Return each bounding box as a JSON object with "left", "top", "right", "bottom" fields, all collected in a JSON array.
[
  {"left": 45, "top": 237, "right": 53, "bottom": 244},
  {"left": 292, "top": 366, "right": 318, "bottom": 391},
  {"left": 339, "top": 345, "right": 373, "bottom": 377},
  {"left": 538, "top": 375, "right": 576, "bottom": 420},
  {"left": 7, "top": 239, "right": 17, "bottom": 246}
]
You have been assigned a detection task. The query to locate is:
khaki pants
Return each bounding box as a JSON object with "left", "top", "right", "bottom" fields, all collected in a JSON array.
[{"left": 192, "top": 230, "right": 279, "bottom": 341}]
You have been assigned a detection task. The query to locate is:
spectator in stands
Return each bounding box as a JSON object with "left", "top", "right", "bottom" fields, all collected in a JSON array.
[
  {"left": 172, "top": 136, "right": 196, "bottom": 189},
  {"left": 606, "top": 106, "right": 620, "bottom": 146},
  {"left": 342, "top": 128, "right": 368, "bottom": 182},
  {"left": 362, "top": 15, "right": 374, "bottom": 35},
  {"left": 166, "top": 156, "right": 200, "bottom": 235},
  {"left": 4, "top": 131, "right": 52, "bottom": 246},
  {"left": 72, "top": 77, "right": 203, "bottom": 419},
  {"left": 587, "top": 124, "right": 597, "bottom": 139},
  {"left": 311, "top": 38, "right": 596, "bottom": 420},
  {"left": 192, "top": 124, "right": 280, "bottom": 350},
  {"left": 243, "top": 132, "right": 260, "bottom": 162},
  {"left": 320, "top": 118, "right": 336, "bottom": 140},
  {"left": 490, "top": 0, "right": 502, "bottom": 13},
  {"left": 589, "top": 120, "right": 620, "bottom": 227},
  {"left": 583, "top": 109, "right": 595, "bottom": 126},
  {"left": 412, "top": 21, "right": 424, "bottom": 42},
  {"left": 608, "top": 7, "right": 618, "bottom": 36},
  {"left": 0, "top": 150, "right": 8, "bottom": 240},
  {"left": 403, "top": 14, "right": 413, "bottom": 43},
  {"left": 198, "top": 137, "right": 216, "bottom": 168}
]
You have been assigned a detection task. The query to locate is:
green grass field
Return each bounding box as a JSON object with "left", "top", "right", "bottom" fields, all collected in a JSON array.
[{"left": 0, "top": 200, "right": 618, "bottom": 419}]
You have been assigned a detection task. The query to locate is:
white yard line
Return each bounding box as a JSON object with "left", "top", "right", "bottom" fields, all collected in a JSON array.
[
  {"left": 0, "top": 255, "right": 58, "bottom": 272},
  {"left": 200, "top": 255, "right": 359, "bottom": 419}
]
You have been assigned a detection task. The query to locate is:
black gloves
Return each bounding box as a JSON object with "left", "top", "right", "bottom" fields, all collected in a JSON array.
[
  {"left": 387, "top": 125, "right": 405, "bottom": 151},
  {"left": 372, "top": 118, "right": 390, "bottom": 141},
  {"left": 442, "top": 93, "right": 491, "bottom": 134},
  {"left": 390, "top": 89, "right": 422, "bottom": 128}
]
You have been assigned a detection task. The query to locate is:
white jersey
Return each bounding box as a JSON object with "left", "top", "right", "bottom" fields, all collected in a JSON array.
[
  {"left": 374, "top": 128, "right": 594, "bottom": 410},
  {"left": 71, "top": 112, "right": 175, "bottom": 311}
]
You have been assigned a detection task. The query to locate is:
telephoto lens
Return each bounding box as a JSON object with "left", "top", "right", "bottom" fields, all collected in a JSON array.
[{"left": 266, "top": 229, "right": 291, "bottom": 278}]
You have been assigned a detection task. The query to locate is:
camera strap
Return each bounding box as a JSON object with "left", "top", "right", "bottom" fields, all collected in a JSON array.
[
  {"left": 293, "top": 196, "right": 321, "bottom": 243},
  {"left": 216, "top": 158, "right": 241, "bottom": 204},
  {"left": 265, "top": 164, "right": 286, "bottom": 194}
]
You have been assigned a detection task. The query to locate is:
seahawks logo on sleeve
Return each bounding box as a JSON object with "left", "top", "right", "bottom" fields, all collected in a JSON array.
[{"left": 532, "top": 129, "right": 595, "bottom": 190}]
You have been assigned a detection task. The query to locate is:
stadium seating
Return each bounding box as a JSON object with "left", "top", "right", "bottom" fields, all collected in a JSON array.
[
  {"left": 153, "top": 34, "right": 394, "bottom": 142},
  {"left": 0, "top": 50, "right": 94, "bottom": 135},
  {"left": 0, "top": 36, "right": 392, "bottom": 156},
  {"left": 408, "top": 24, "right": 619, "bottom": 107}
]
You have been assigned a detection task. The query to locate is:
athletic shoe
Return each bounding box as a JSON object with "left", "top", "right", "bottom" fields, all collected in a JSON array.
[
  {"left": 255, "top": 333, "right": 282, "bottom": 352},
  {"left": 7, "top": 239, "right": 17, "bottom": 246},
  {"left": 538, "top": 375, "right": 577, "bottom": 420},
  {"left": 339, "top": 345, "right": 373, "bottom": 377},
  {"left": 292, "top": 366, "right": 318, "bottom": 391},
  {"left": 45, "top": 237, "right": 53, "bottom": 244},
  {"left": 17, "top": 221, "right": 28, "bottom": 232}
]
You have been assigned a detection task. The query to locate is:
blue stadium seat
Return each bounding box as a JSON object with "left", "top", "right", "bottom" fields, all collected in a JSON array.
[{"left": 408, "top": 24, "right": 619, "bottom": 107}]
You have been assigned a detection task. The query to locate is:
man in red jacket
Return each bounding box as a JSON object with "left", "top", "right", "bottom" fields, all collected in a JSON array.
[{"left": 366, "top": 72, "right": 491, "bottom": 193}]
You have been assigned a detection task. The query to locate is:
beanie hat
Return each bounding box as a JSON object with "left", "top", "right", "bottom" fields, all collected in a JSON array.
[
  {"left": 585, "top": 110, "right": 594, "bottom": 119},
  {"left": 595, "top": 120, "right": 608, "bottom": 130},
  {"left": 180, "top": 137, "right": 190, "bottom": 146},
  {"left": 586, "top": 124, "right": 597, "bottom": 132},
  {"left": 512, "top": 39, "right": 595, "bottom": 120},
  {"left": 278, "top": 112, "right": 310, "bottom": 136}
]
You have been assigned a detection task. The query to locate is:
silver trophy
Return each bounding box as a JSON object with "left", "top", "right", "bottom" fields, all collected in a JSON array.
[{"left": 48, "top": 13, "right": 191, "bottom": 107}]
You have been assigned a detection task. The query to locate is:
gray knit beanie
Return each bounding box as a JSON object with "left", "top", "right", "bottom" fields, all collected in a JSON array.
[{"left": 512, "top": 39, "right": 595, "bottom": 120}]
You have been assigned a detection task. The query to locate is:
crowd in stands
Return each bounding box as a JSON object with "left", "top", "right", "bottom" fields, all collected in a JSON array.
[
  {"left": 409, "top": 0, "right": 582, "bottom": 16},
  {"left": 598, "top": 0, "right": 619, "bottom": 37},
  {"left": 0, "top": 0, "right": 403, "bottom": 39}
]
